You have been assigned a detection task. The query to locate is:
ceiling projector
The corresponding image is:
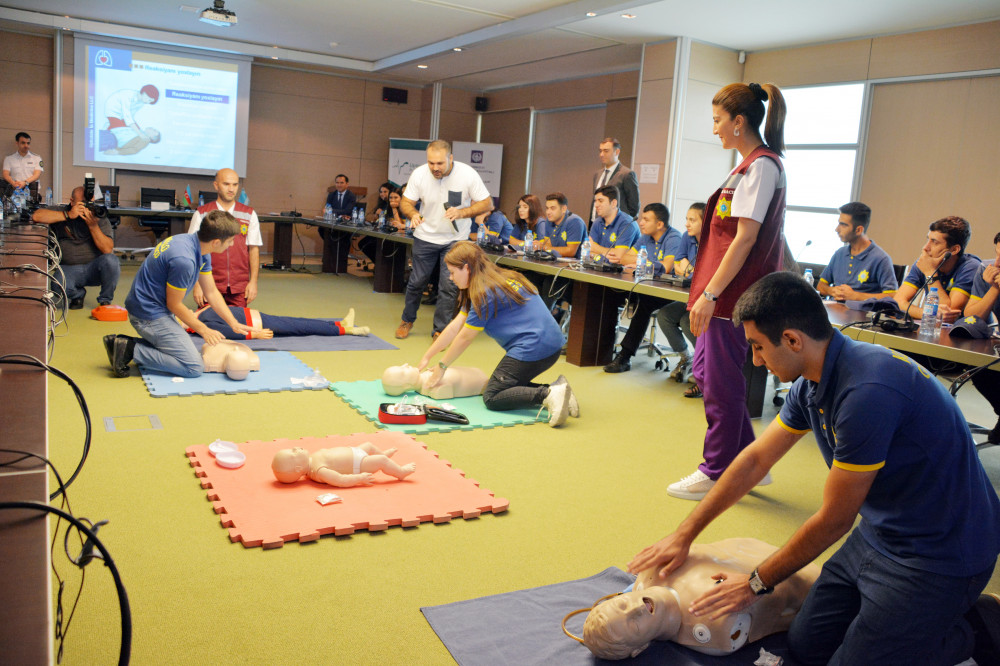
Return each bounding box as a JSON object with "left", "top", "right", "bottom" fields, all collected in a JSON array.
[{"left": 200, "top": 0, "right": 237, "bottom": 27}]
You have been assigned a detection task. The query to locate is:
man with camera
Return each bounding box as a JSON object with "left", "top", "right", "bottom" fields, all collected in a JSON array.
[{"left": 32, "top": 185, "right": 119, "bottom": 309}]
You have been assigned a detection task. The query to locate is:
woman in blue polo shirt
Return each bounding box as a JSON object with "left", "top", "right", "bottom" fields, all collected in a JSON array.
[
  {"left": 417, "top": 241, "right": 577, "bottom": 426},
  {"left": 509, "top": 194, "right": 550, "bottom": 249}
]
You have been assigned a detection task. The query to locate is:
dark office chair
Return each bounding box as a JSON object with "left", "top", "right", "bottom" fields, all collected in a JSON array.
[{"left": 139, "top": 187, "right": 175, "bottom": 239}]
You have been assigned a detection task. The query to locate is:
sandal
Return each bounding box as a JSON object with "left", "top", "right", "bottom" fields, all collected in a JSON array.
[{"left": 683, "top": 384, "right": 703, "bottom": 399}]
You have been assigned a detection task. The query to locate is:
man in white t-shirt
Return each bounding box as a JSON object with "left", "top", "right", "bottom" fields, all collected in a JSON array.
[
  {"left": 187, "top": 168, "right": 263, "bottom": 307},
  {"left": 396, "top": 140, "right": 493, "bottom": 339},
  {"left": 3, "top": 131, "right": 43, "bottom": 191}
]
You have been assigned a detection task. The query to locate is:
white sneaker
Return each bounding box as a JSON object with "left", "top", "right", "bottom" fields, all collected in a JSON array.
[
  {"left": 541, "top": 383, "right": 570, "bottom": 427},
  {"left": 757, "top": 472, "right": 773, "bottom": 487},
  {"left": 551, "top": 375, "right": 579, "bottom": 418},
  {"left": 667, "top": 470, "right": 715, "bottom": 500}
]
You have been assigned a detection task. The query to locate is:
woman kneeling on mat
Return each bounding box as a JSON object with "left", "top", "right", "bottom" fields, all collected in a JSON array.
[
  {"left": 417, "top": 241, "right": 578, "bottom": 426},
  {"left": 190, "top": 306, "right": 370, "bottom": 340}
]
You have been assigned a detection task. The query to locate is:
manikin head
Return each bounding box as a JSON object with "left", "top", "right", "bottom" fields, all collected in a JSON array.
[
  {"left": 583, "top": 588, "right": 683, "bottom": 659},
  {"left": 271, "top": 447, "right": 310, "bottom": 483},
  {"left": 381, "top": 363, "right": 422, "bottom": 395}
]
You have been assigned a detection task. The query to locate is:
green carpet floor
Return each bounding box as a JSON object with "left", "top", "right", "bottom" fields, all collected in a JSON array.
[{"left": 41, "top": 264, "right": 1000, "bottom": 664}]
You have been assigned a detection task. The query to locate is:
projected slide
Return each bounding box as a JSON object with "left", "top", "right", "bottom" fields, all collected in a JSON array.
[{"left": 74, "top": 38, "right": 249, "bottom": 176}]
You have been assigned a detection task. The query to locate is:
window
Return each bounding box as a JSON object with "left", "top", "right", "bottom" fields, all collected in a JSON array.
[{"left": 780, "top": 83, "right": 865, "bottom": 265}]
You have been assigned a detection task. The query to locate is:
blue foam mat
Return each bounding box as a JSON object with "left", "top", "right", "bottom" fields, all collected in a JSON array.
[
  {"left": 141, "top": 351, "right": 329, "bottom": 397},
  {"left": 421, "top": 567, "right": 799, "bottom": 665},
  {"left": 328, "top": 379, "right": 546, "bottom": 433}
]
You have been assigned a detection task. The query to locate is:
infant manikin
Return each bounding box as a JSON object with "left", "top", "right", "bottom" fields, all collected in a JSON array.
[
  {"left": 271, "top": 442, "right": 416, "bottom": 488},
  {"left": 570, "top": 538, "right": 820, "bottom": 660},
  {"left": 202, "top": 341, "right": 260, "bottom": 380},
  {"left": 381, "top": 363, "right": 487, "bottom": 400}
]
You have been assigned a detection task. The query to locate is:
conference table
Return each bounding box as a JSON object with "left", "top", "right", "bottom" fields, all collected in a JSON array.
[{"left": 0, "top": 222, "right": 53, "bottom": 663}]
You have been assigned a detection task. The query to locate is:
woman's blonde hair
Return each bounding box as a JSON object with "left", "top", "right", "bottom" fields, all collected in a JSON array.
[{"left": 444, "top": 241, "right": 538, "bottom": 320}]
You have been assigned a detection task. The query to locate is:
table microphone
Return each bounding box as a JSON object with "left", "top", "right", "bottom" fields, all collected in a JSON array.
[{"left": 794, "top": 239, "right": 812, "bottom": 261}]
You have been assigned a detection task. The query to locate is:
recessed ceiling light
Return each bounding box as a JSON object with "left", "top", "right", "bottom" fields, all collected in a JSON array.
[
  {"left": 621, "top": 13, "right": 637, "bottom": 19},
  {"left": 417, "top": 64, "right": 429, "bottom": 69},
  {"left": 329, "top": 41, "right": 338, "bottom": 48},
  {"left": 271, "top": 56, "right": 278, "bottom": 60},
  {"left": 586, "top": 12, "right": 596, "bottom": 17},
  {"left": 452, "top": 47, "right": 462, "bottom": 52}
]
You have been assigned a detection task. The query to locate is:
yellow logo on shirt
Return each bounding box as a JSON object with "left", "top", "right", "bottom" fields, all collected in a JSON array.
[
  {"left": 858, "top": 269, "right": 869, "bottom": 284},
  {"left": 240, "top": 223, "right": 248, "bottom": 236},
  {"left": 152, "top": 237, "right": 172, "bottom": 259},
  {"left": 610, "top": 232, "right": 617, "bottom": 243},
  {"left": 560, "top": 231, "right": 567, "bottom": 241},
  {"left": 717, "top": 198, "right": 731, "bottom": 220}
]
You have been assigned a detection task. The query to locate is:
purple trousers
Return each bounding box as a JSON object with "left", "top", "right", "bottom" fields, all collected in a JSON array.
[{"left": 691, "top": 317, "right": 755, "bottom": 479}]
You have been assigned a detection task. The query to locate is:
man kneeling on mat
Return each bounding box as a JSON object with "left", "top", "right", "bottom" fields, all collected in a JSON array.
[
  {"left": 272, "top": 443, "right": 416, "bottom": 488},
  {"left": 191, "top": 306, "right": 370, "bottom": 339}
]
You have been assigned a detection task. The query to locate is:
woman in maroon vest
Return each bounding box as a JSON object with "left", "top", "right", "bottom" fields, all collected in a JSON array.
[{"left": 668, "top": 82, "right": 788, "bottom": 500}]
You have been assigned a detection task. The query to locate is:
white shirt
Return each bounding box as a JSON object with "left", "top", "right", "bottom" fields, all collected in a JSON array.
[
  {"left": 730, "top": 158, "right": 780, "bottom": 224},
  {"left": 187, "top": 200, "right": 263, "bottom": 246},
  {"left": 3, "top": 150, "right": 43, "bottom": 181},
  {"left": 404, "top": 161, "right": 491, "bottom": 245},
  {"left": 104, "top": 90, "right": 146, "bottom": 127}
]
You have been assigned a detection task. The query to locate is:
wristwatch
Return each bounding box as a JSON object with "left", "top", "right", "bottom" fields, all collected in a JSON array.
[
  {"left": 703, "top": 290, "right": 718, "bottom": 302},
  {"left": 438, "top": 361, "right": 448, "bottom": 371},
  {"left": 748, "top": 567, "right": 773, "bottom": 595}
]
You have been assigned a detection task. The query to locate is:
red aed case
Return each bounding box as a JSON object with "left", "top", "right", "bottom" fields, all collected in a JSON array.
[{"left": 91, "top": 304, "right": 128, "bottom": 321}]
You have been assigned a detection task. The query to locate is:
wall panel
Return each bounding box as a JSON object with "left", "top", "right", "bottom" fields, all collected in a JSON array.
[{"left": 531, "top": 106, "right": 606, "bottom": 222}]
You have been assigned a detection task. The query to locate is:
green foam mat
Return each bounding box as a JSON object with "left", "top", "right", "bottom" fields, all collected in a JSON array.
[{"left": 328, "top": 380, "right": 545, "bottom": 433}]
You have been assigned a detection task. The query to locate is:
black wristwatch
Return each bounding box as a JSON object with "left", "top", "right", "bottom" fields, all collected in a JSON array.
[
  {"left": 748, "top": 567, "right": 773, "bottom": 595},
  {"left": 703, "top": 290, "right": 718, "bottom": 302}
]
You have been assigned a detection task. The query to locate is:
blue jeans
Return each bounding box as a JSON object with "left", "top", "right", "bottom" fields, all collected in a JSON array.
[
  {"left": 787, "top": 529, "right": 993, "bottom": 665},
  {"left": 401, "top": 238, "right": 458, "bottom": 334},
  {"left": 129, "top": 313, "right": 204, "bottom": 377},
  {"left": 60, "top": 253, "right": 120, "bottom": 304}
]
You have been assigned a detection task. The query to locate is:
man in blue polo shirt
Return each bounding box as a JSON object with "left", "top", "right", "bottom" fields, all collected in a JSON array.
[
  {"left": 893, "top": 216, "right": 980, "bottom": 323},
  {"left": 962, "top": 230, "right": 1000, "bottom": 443},
  {"left": 628, "top": 271, "right": 1000, "bottom": 665},
  {"left": 104, "top": 210, "right": 255, "bottom": 377},
  {"left": 604, "top": 203, "right": 682, "bottom": 373},
  {"left": 588, "top": 185, "right": 639, "bottom": 258},
  {"left": 818, "top": 202, "right": 897, "bottom": 301},
  {"left": 541, "top": 192, "right": 586, "bottom": 259},
  {"left": 469, "top": 210, "right": 513, "bottom": 244}
]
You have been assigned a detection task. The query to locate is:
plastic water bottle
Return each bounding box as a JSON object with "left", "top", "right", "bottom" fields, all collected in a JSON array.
[
  {"left": 11, "top": 186, "right": 26, "bottom": 212},
  {"left": 803, "top": 268, "right": 814, "bottom": 288},
  {"left": 524, "top": 230, "right": 534, "bottom": 254},
  {"left": 324, "top": 203, "right": 332, "bottom": 221},
  {"left": 105, "top": 190, "right": 112, "bottom": 209},
  {"left": 45, "top": 186, "right": 53, "bottom": 206},
  {"left": 477, "top": 223, "right": 486, "bottom": 245},
  {"left": 635, "top": 246, "right": 648, "bottom": 282},
  {"left": 580, "top": 236, "right": 592, "bottom": 263},
  {"left": 919, "top": 287, "right": 940, "bottom": 340},
  {"left": 405, "top": 217, "right": 412, "bottom": 234},
  {"left": 198, "top": 193, "right": 204, "bottom": 207}
]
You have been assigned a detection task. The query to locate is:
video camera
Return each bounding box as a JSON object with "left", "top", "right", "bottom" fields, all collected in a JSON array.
[{"left": 83, "top": 175, "right": 108, "bottom": 218}]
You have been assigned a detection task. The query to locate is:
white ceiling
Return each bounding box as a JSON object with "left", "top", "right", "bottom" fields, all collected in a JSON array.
[{"left": 1, "top": 0, "right": 999, "bottom": 91}]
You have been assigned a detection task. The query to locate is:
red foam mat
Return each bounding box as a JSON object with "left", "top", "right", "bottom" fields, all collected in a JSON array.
[{"left": 185, "top": 431, "right": 509, "bottom": 548}]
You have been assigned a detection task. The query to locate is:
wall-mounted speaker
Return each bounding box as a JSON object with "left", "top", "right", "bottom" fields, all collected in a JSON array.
[
  {"left": 474, "top": 96, "right": 489, "bottom": 112},
  {"left": 382, "top": 87, "right": 408, "bottom": 104}
]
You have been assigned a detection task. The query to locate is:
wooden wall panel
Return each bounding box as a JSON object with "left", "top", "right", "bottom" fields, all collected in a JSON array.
[
  {"left": 860, "top": 77, "right": 1000, "bottom": 261},
  {"left": 743, "top": 40, "right": 872, "bottom": 87},
  {"left": 604, "top": 97, "right": 637, "bottom": 168},
  {"left": 531, "top": 106, "right": 606, "bottom": 222},
  {"left": 869, "top": 20, "right": 1000, "bottom": 79},
  {"left": 479, "top": 109, "right": 531, "bottom": 216}
]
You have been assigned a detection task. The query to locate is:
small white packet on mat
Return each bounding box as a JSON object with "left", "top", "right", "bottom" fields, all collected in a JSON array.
[{"left": 316, "top": 493, "right": 342, "bottom": 506}]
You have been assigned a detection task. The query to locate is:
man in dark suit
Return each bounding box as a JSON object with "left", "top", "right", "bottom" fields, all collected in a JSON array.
[
  {"left": 325, "top": 173, "right": 357, "bottom": 217},
  {"left": 591, "top": 137, "right": 640, "bottom": 220}
]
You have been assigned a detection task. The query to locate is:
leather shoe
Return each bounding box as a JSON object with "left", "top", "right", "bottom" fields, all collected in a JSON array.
[
  {"left": 988, "top": 418, "right": 1000, "bottom": 444},
  {"left": 109, "top": 335, "right": 134, "bottom": 378},
  {"left": 603, "top": 352, "right": 631, "bottom": 373},
  {"left": 395, "top": 321, "right": 413, "bottom": 339},
  {"left": 69, "top": 297, "right": 85, "bottom": 310}
]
